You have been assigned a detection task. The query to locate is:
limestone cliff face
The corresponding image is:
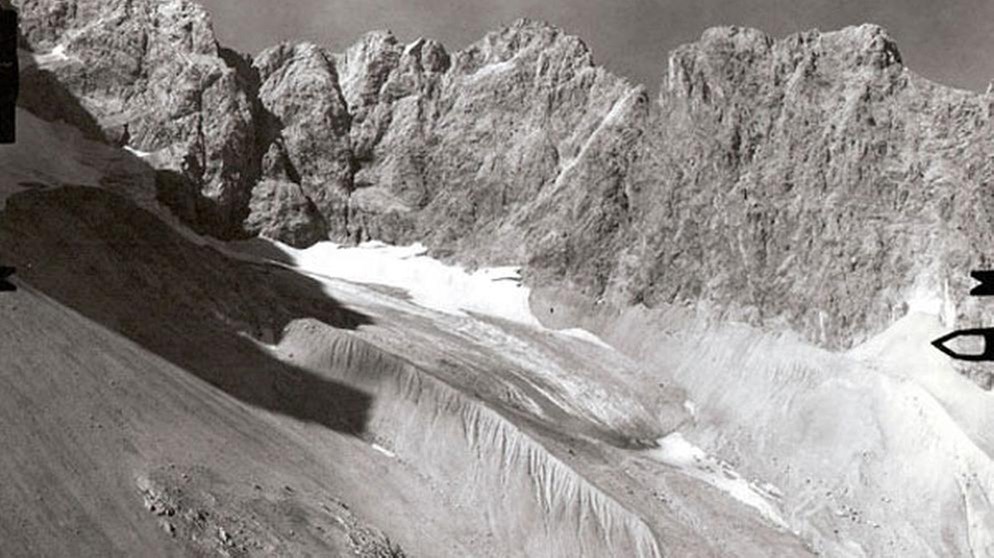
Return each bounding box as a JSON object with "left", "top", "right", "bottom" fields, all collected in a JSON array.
[
  {"left": 336, "top": 30, "right": 450, "bottom": 244},
  {"left": 18, "top": 0, "right": 257, "bottom": 236},
  {"left": 17, "top": 0, "right": 994, "bottom": 359},
  {"left": 622, "top": 25, "right": 994, "bottom": 349},
  {"left": 419, "top": 20, "right": 646, "bottom": 271},
  {"left": 251, "top": 42, "right": 353, "bottom": 239}
]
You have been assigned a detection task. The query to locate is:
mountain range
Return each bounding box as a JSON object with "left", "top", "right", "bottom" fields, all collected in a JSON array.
[{"left": 4, "top": 0, "right": 994, "bottom": 556}]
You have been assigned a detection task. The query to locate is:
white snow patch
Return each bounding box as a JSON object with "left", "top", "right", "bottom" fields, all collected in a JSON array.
[
  {"left": 647, "top": 433, "right": 788, "bottom": 528},
  {"left": 682, "top": 400, "right": 698, "bottom": 419},
  {"left": 273, "top": 240, "right": 614, "bottom": 348},
  {"left": 124, "top": 145, "right": 153, "bottom": 158},
  {"left": 371, "top": 443, "right": 396, "bottom": 458},
  {"left": 470, "top": 59, "right": 516, "bottom": 80},
  {"left": 403, "top": 38, "right": 425, "bottom": 57},
  {"left": 239, "top": 330, "right": 278, "bottom": 351},
  {"left": 32, "top": 44, "right": 70, "bottom": 65},
  {"left": 275, "top": 240, "right": 543, "bottom": 326},
  {"left": 602, "top": 87, "right": 641, "bottom": 125},
  {"left": 905, "top": 277, "right": 955, "bottom": 327}
]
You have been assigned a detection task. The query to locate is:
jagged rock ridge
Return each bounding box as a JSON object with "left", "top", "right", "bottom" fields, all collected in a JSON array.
[{"left": 16, "top": 0, "right": 994, "bottom": 358}]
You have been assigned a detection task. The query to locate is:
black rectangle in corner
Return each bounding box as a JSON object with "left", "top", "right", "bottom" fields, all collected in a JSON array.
[{"left": 0, "top": 8, "right": 18, "bottom": 144}]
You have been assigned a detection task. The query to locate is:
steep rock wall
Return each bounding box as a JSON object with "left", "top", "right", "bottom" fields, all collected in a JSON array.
[
  {"left": 17, "top": 0, "right": 258, "bottom": 236},
  {"left": 621, "top": 25, "right": 994, "bottom": 348},
  {"left": 18, "top": 0, "right": 994, "bottom": 354}
]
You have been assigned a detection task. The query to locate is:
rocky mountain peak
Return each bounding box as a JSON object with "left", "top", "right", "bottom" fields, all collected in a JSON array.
[
  {"left": 665, "top": 23, "right": 904, "bottom": 104},
  {"left": 823, "top": 23, "right": 902, "bottom": 68},
  {"left": 459, "top": 18, "right": 593, "bottom": 73},
  {"left": 697, "top": 25, "right": 775, "bottom": 51},
  {"left": 254, "top": 42, "right": 333, "bottom": 84},
  {"left": 400, "top": 37, "right": 450, "bottom": 74},
  {"left": 337, "top": 30, "right": 402, "bottom": 111}
]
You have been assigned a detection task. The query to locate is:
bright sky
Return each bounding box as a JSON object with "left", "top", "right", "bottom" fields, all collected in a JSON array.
[{"left": 198, "top": 0, "right": 993, "bottom": 94}]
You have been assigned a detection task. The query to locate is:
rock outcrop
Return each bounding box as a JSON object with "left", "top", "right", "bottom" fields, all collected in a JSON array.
[
  {"left": 253, "top": 42, "right": 353, "bottom": 240},
  {"left": 16, "top": 0, "right": 994, "bottom": 368},
  {"left": 338, "top": 30, "right": 449, "bottom": 244},
  {"left": 17, "top": 0, "right": 258, "bottom": 236},
  {"left": 244, "top": 179, "right": 328, "bottom": 248}
]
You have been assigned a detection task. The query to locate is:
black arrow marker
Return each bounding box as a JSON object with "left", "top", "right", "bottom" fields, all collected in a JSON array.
[
  {"left": 969, "top": 270, "right": 994, "bottom": 296},
  {"left": 0, "top": 266, "right": 15, "bottom": 292},
  {"left": 931, "top": 328, "right": 994, "bottom": 362}
]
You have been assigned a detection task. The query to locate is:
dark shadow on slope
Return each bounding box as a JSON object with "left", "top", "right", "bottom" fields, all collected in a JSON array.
[
  {"left": 0, "top": 186, "right": 375, "bottom": 436},
  {"left": 7, "top": 30, "right": 375, "bottom": 435},
  {"left": 18, "top": 30, "right": 261, "bottom": 241},
  {"left": 225, "top": 237, "right": 297, "bottom": 265},
  {"left": 17, "top": 50, "right": 108, "bottom": 143}
]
